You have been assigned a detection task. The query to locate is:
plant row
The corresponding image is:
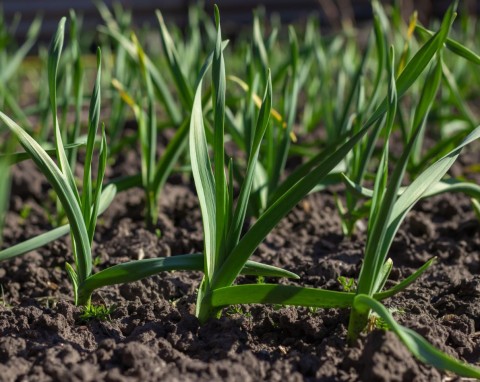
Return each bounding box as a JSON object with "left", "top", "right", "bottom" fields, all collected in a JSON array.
[{"left": 1, "top": 1, "right": 480, "bottom": 378}]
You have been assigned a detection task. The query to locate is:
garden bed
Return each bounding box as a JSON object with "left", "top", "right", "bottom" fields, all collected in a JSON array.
[
  {"left": 1, "top": 144, "right": 479, "bottom": 381},
  {"left": 1, "top": 2, "right": 480, "bottom": 380}
]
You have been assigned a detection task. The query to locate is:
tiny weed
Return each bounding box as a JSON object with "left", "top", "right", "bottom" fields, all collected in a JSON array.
[
  {"left": 338, "top": 276, "right": 356, "bottom": 292},
  {"left": 36, "top": 296, "right": 59, "bottom": 309},
  {"left": 226, "top": 304, "right": 252, "bottom": 318},
  {"left": 92, "top": 256, "right": 102, "bottom": 267},
  {"left": 80, "top": 304, "right": 115, "bottom": 322},
  {"left": 308, "top": 306, "right": 319, "bottom": 314},
  {"left": 366, "top": 308, "right": 404, "bottom": 332},
  {"left": 0, "top": 285, "right": 12, "bottom": 309},
  {"left": 19, "top": 204, "right": 32, "bottom": 221},
  {"left": 256, "top": 275, "right": 265, "bottom": 284},
  {"left": 367, "top": 313, "right": 389, "bottom": 332}
]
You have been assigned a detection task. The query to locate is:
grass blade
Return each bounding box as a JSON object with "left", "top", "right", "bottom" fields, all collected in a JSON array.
[
  {"left": 0, "top": 225, "right": 69, "bottom": 261},
  {"left": 80, "top": 254, "right": 207, "bottom": 299},
  {"left": 240, "top": 260, "right": 298, "bottom": 279}
]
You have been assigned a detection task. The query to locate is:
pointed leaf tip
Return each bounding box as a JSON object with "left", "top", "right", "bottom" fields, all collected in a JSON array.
[
  {"left": 214, "top": 5, "right": 220, "bottom": 28},
  {"left": 156, "top": 9, "right": 164, "bottom": 24},
  {"left": 50, "top": 17, "right": 66, "bottom": 56},
  {"left": 57, "top": 17, "right": 66, "bottom": 41},
  {"left": 96, "top": 47, "right": 102, "bottom": 65}
]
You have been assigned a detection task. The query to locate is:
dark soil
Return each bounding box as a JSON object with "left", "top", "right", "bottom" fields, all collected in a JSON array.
[{"left": 1, "top": 143, "right": 480, "bottom": 382}]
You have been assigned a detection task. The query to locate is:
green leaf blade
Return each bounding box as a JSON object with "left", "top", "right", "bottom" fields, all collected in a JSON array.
[
  {"left": 88, "top": 125, "right": 109, "bottom": 243},
  {"left": 98, "top": 25, "right": 182, "bottom": 125},
  {"left": 212, "top": 6, "right": 227, "bottom": 266},
  {"left": 383, "top": 126, "right": 480, "bottom": 259},
  {"left": 156, "top": 10, "right": 194, "bottom": 108},
  {"left": 374, "top": 257, "right": 437, "bottom": 300},
  {"left": 189, "top": 77, "right": 216, "bottom": 281},
  {"left": 415, "top": 24, "right": 480, "bottom": 66},
  {"left": 0, "top": 112, "right": 92, "bottom": 282},
  {"left": 227, "top": 72, "right": 272, "bottom": 252},
  {"left": 213, "top": 123, "right": 372, "bottom": 290},
  {"left": 210, "top": 284, "right": 354, "bottom": 309},
  {"left": 354, "top": 295, "right": 480, "bottom": 379},
  {"left": 48, "top": 17, "right": 80, "bottom": 205},
  {"left": 358, "top": 54, "right": 443, "bottom": 297},
  {"left": 82, "top": 47, "right": 102, "bottom": 226}
]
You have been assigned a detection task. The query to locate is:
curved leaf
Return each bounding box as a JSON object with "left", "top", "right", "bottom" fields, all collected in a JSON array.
[
  {"left": 79, "top": 254, "right": 299, "bottom": 300},
  {"left": 354, "top": 295, "right": 480, "bottom": 379},
  {"left": 382, "top": 126, "right": 480, "bottom": 263},
  {"left": 415, "top": 24, "right": 480, "bottom": 66},
  {"left": 210, "top": 284, "right": 354, "bottom": 308},
  {"left": 0, "top": 184, "right": 116, "bottom": 262},
  {"left": 1, "top": 140, "right": 87, "bottom": 165},
  {"left": 189, "top": 61, "right": 216, "bottom": 281},
  {"left": 343, "top": 174, "right": 480, "bottom": 201},
  {"left": 0, "top": 112, "right": 91, "bottom": 281},
  {"left": 374, "top": 257, "right": 437, "bottom": 300}
]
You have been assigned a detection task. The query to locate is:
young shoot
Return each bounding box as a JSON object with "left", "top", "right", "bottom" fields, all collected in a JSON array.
[
  {"left": 189, "top": 5, "right": 407, "bottom": 322},
  {"left": 0, "top": 17, "right": 284, "bottom": 307},
  {"left": 188, "top": 3, "right": 480, "bottom": 378}
]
